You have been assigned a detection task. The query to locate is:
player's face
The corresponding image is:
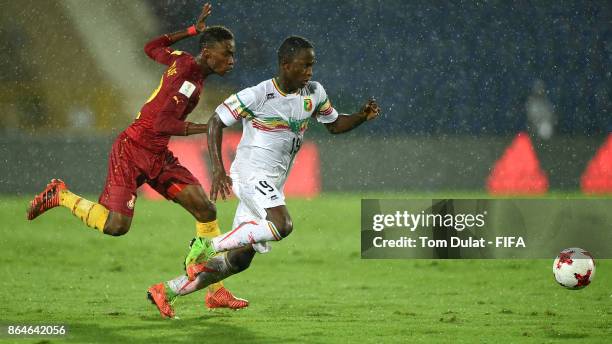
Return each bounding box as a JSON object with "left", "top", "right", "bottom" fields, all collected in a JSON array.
[
  {"left": 204, "top": 39, "right": 235, "bottom": 76},
  {"left": 283, "top": 48, "right": 315, "bottom": 90}
]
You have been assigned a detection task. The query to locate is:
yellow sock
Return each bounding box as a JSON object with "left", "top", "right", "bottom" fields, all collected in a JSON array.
[
  {"left": 196, "top": 219, "right": 220, "bottom": 237},
  {"left": 60, "top": 189, "right": 109, "bottom": 232},
  {"left": 196, "top": 220, "right": 224, "bottom": 292}
]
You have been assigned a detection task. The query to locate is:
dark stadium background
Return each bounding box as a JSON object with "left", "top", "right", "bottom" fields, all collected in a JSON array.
[{"left": 152, "top": 0, "right": 610, "bottom": 135}]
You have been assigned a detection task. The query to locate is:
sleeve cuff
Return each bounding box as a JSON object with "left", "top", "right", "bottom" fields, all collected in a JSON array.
[
  {"left": 317, "top": 108, "right": 339, "bottom": 124},
  {"left": 215, "top": 102, "right": 239, "bottom": 127}
]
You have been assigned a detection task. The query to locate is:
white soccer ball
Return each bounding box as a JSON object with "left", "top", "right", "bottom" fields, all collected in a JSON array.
[{"left": 552, "top": 247, "right": 595, "bottom": 289}]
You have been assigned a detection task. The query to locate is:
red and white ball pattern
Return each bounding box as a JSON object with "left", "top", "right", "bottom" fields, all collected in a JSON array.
[{"left": 553, "top": 248, "right": 595, "bottom": 289}]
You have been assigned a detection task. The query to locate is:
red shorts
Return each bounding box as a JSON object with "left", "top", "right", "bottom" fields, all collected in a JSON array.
[{"left": 98, "top": 132, "right": 200, "bottom": 217}]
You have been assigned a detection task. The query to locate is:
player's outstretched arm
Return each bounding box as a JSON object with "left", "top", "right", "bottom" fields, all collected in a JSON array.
[
  {"left": 207, "top": 113, "right": 233, "bottom": 202},
  {"left": 144, "top": 3, "right": 212, "bottom": 64},
  {"left": 324, "top": 98, "right": 380, "bottom": 134}
]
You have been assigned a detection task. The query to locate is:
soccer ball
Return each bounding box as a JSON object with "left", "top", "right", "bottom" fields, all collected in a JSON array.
[{"left": 552, "top": 248, "right": 595, "bottom": 289}]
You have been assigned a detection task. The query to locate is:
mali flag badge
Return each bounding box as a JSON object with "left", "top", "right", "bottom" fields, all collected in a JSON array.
[{"left": 303, "top": 97, "right": 313, "bottom": 112}]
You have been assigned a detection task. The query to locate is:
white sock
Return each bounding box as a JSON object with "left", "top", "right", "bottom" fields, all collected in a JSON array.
[
  {"left": 165, "top": 253, "right": 237, "bottom": 296},
  {"left": 166, "top": 275, "right": 195, "bottom": 296},
  {"left": 212, "top": 220, "right": 282, "bottom": 252}
]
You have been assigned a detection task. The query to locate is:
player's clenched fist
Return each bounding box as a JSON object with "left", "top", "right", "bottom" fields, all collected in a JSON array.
[{"left": 360, "top": 98, "right": 381, "bottom": 121}]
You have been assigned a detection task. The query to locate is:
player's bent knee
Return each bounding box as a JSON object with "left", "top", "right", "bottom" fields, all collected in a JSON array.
[
  {"left": 277, "top": 218, "right": 293, "bottom": 238},
  {"left": 103, "top": 215, "right": 132, "bottom": 236},
  {"left": 104, "top": 223, "right": 130, "bottom": 236}
]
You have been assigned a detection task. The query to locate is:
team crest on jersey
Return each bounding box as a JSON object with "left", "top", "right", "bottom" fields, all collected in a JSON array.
[
  {"left": 127, "top": 194, "right": 136, "bottom": 210},
  {"left": 303, "top": 97, "right": 313, "bottom": 112}
]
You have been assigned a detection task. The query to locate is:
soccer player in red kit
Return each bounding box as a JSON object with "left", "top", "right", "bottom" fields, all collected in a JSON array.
[{"left": 26, "top": 3, "right": 247, "bottom": 310}]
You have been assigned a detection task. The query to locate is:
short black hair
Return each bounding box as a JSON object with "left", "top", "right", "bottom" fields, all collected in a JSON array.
[
  {"left": 199, "top": 25, "right": 234, "bottom": 49},
  {"left": 278, "top": 36, "right": 314, "bottom": 64}
]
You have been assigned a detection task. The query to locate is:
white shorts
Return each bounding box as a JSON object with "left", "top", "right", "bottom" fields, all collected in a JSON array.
[
  {"left": 230, "top": 174, "right": 285, "bottom": 228},
  {"left": 230, "top": 174, "right": 285, "bottom": 254}
]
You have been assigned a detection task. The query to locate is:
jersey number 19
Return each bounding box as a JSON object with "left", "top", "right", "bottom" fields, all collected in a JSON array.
[{"left": 289, "top": 137, "right": 302, "bottom": 156}]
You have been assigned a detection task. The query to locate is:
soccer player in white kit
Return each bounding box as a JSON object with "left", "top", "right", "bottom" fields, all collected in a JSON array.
[{"left": 149, "top": 36, "right": 380, "bottom": 316}]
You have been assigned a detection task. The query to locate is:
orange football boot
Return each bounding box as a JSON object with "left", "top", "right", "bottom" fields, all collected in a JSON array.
[
  {"left": 206, "top": 287, "right": 249, "bottom": 310},
  {"left": 147, "top": 283, "right": 176, "bottom": 318},
  {"left": 27, "top": 179, "right": 67, "bottom": 220},
  {"left": 186, "top": 263, "right": 209, "bottom": 281}
]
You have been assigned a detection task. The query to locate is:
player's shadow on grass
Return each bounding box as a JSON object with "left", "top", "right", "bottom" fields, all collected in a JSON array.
[{"left": 63, "top": 316, "right": 286, "bottom": 344}]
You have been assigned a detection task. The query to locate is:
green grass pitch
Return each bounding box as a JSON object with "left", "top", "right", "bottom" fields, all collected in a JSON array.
[{"left": 1, "top": 195, "right": 610, "bottom": 343}]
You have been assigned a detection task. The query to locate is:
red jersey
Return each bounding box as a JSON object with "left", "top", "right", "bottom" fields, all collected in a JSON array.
[{"left": 124, "top": 35, "right": 204, "bottom": 152}]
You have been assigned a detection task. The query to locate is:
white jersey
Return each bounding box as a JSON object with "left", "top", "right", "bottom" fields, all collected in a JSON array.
[{"left": 215, "top": 78, "right": 339, "bottom": 188}]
